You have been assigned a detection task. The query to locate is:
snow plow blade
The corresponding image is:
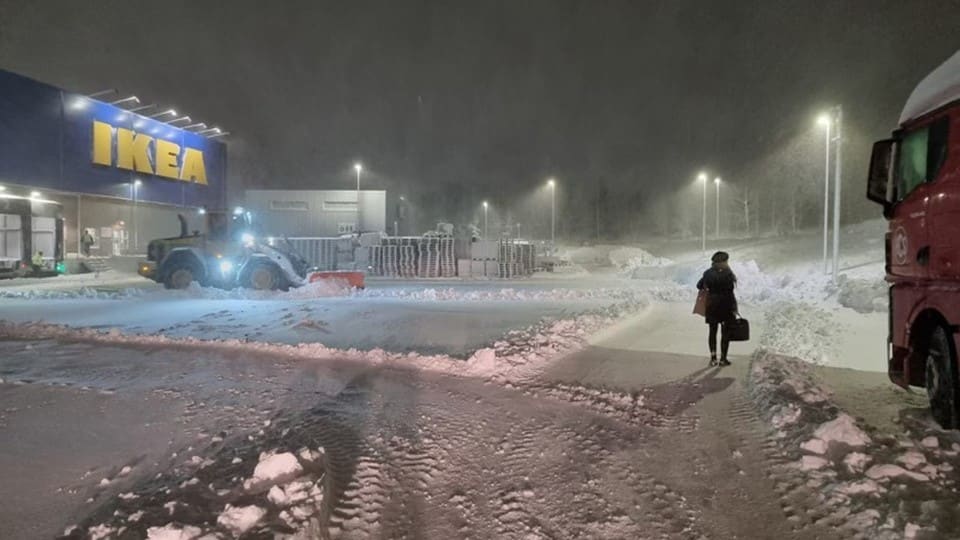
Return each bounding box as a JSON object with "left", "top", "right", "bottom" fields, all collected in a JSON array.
[{"left": 307, "top": 271, "right": 365, "bottom": 289}]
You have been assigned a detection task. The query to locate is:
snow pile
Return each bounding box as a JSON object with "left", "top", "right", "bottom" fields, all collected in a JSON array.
[
  {"left": 357, "top": 284, "right": 690, "bottom": 304},
  {"left": 244, "top": 451, "right": 304, "bottom": 491},
  {"left": 0, "top": 286, "right": 148, "bottom": 300},
  {"left": 173, "top": 280, "right": 352, "bottom": 300},
  {"left": 146, "top": 524, "right": 202, "bottom": 540},
  {"left": 810, "top": 413, "right": 872, "bottom": 449},
  {"left": 749, "top": 352, "right": 960, "bottom": 539},
  {"left": 759, "top": 302, "right": 839, "bottom": 365},
  {"left": 610, "top": 247, "right": 673, "bottom": 270},
  {"left": 560, "top": 244, "right": 619, "bottom": 265},
  {"left": 836, "top": 275, "right": 888, "bottom": 313},
  {"left": 217, "top": 504, "right": 266, "bottom": 535}
]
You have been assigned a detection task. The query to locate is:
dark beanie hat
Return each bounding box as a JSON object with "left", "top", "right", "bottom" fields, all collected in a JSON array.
[{"left": 711, "top": 251, "right": 729, "bottom": 263}]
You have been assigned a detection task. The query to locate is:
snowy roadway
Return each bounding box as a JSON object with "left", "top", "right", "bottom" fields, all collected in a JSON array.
[
  {"left": 2, "top": 241, "right": 960, "bottom": 539},
  {"left": 1, "top": 305, "right": 840, "bottom": 540}
]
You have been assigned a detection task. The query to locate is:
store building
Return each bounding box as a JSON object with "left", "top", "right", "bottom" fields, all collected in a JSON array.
[
  {"left": 0, "top": 69, "right": 227, "bottom": 258},
  {"left": 245, "top": 189, "right": 386, "bottom": 237}
]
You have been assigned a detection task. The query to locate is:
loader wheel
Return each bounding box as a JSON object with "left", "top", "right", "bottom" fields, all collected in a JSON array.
[
  {"left": 165, "top": 266, "right": 196, "bottom": 290},
  {"left": 247, "top": 264, "right": 280, "bottom": 290},
  {"left": 925, "top": 326, "right": 959, "bottom": 429}
]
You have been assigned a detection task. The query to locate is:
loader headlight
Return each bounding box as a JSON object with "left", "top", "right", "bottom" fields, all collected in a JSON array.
[
  {"left": 241, "top": 233, "right": 255, "bottom": 247},
  {"left": 219, "top": 260, "right": 234, "bottom": 274}
]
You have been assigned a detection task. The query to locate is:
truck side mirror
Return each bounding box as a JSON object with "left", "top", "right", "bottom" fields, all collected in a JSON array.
[{"left": 867, "top": 139, "right": 895, "bottom": 217}]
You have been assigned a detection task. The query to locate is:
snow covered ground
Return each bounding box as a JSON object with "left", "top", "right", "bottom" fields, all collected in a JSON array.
[{"left": 5, "top": 219, "right": 956, "bottom": 540}]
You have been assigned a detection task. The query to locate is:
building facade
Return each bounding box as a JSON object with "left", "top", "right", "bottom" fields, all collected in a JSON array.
[
  {"left": 245, "top": 189, "right": 386, "bottom": 237},
  {"left": 0, "top": 69, "right": 227, "bottom": 256}
]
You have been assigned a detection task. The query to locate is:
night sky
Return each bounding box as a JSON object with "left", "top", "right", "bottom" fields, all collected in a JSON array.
[{"left": 1, "top": 0, "right": 959, "bottom": 236}]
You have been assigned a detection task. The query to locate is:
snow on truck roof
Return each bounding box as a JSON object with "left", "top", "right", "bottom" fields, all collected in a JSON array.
[{"left": 900, "top": 49, "right": 960, "bottom": 125}]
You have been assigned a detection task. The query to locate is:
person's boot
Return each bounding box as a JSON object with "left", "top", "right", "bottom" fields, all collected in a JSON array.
[
  {"left": 719, "top": 357, "right": 731, "bottom": 366},
  {"left": 709, "top": 354, "right": 718, "bottom": 367}
]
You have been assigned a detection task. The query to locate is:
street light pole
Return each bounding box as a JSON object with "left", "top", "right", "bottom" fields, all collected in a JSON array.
[
  {"left": 354, "top": 163, "right": 362, "bottom": 233},
  {"left": 697, "top": 173, "right": 707, "bottom": 252},
  {"left": 482, "top": 201, "right": 489, "bottom": 239},
  {"left": 817, "top": 114, "right": 831, "bottom": 275},
  {"left": 832, "top": 106, "right": 843, "bottom": 283},
  {"left": 714, "top": 177, "right": 721, "bottom": 240},
  {"left": 547, "top": 178, "right": 556, "bottom": 246}
]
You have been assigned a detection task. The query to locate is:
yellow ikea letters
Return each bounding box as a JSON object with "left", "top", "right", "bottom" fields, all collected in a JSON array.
[{"left": 91, "top": 120, "right": 208, "bottom": 185}]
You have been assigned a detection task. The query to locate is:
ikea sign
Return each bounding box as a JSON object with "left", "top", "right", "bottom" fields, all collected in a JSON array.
[{"left": 91, "top": 120, "right": 207, "bottom": 184}]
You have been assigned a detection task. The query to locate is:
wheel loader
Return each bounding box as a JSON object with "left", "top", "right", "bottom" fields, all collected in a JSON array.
[{"left": 138, "top": 209, "right": 314, "bottom": 290}]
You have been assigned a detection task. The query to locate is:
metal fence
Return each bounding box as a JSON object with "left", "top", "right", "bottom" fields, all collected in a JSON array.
[
  {"left": 288, "top": 235, "right": 535, "bottom": 278},
  {"left": 286, "top": 237, "right": 354, "bottom": 271}
]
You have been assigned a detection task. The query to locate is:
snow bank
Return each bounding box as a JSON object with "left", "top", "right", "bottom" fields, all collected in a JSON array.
[
  {"left": 0, "top": 286, "right": 148, "bottom": 301},
  {"left": 749, "top": 352, "right": 960, "bottom": 539},
  {"left": 0, "top": 291, "right": 654, "bottom": 383},
  {"left": 759, "top": 302, "right": 839, "bottom": 365},
  {"left": 836, "top": 275, "right": 888, "bottom": 314},
  {"left": 609, "top": 247, "right": 673, "bottom": 271}
]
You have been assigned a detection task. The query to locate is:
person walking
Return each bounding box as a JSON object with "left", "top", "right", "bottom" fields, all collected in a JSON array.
[
  {"left": 81, "top": 230, "right": 94, "bottom": 257},
  {"left": 696, "top": 251, "right": 738, "bottom": 367}
]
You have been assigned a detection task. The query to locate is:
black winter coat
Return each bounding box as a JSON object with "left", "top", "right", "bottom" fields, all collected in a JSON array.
[{"left": 697, "top": 267, "right": 738, "bottom": 324}]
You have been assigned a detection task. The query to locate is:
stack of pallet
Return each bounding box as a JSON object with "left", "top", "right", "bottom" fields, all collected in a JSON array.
[
  {"left": 366, "top": 236, "right": 457, "bottom": 278},
  {"left": 496, "top": 240, "right": 536, "bottom": 278}
]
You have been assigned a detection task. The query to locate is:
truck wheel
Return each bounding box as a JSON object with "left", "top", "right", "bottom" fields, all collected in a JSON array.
[
  {"left": 165, "top": 266, "right": 196, "bottom": 290},
  {"left": 247, "top": 264, "right": 280, "bottom": 290},
  {"left": 925, "top": 326, "right": 959, "bottom": 429}
]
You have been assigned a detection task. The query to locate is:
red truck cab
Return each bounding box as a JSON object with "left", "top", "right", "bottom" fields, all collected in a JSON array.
[{"left": 867, "top": 50, "right": 960, "bottom": 428}]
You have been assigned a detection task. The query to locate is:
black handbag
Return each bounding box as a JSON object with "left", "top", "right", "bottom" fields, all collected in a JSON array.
[{"left": 725, "top": 318, "right": 750, "bottom": 341}]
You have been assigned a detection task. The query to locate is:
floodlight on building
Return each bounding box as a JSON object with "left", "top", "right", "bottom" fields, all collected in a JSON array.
[
  {"left": 206, "top": 131, "right": 230, "bottom": 139},
  {"left": 0, "top": 185, "right": 5, "bottom": 192},
  {"left": 168, "top": 116, "right": 191, "bottom": 125},
  {"left": 183, "top": 123, "right": 207, "bottom": 131},
  {"left": 87, "top": 89, "right": 117, "bottom": 99},
  {"left": 69, "top": 97, "right": 90, "bottom": 111},
  {"left": 149, "top": 109, "right": 176, "bottom": 119},
  {"left": 197, "top": 127, "right": 222, "bottom": 135},
  {"left": 198, "top": 207, "right": 206, "bottom": 215},
  {"left": 129, "top": 104, "right": 156, "bottom": 113},
  {"left": 110, "top": 96, "right": 140, "bottom": 106},
  {"left": 30, "top": 191, "right": 41, "bottom": 199},
  {"left": 133, "top": 179, "right": 143, "bottom": 187}
]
